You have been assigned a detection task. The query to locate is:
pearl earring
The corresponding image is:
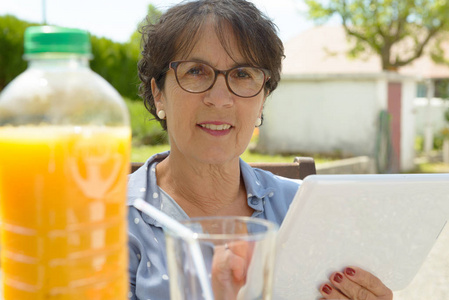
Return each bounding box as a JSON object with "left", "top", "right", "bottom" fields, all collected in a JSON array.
[
  {"left": 255, "top": 117, "right": 262, "bottom": 127},
  {"left": 157, "top": 110, "right": 166, "bottom": 119}
]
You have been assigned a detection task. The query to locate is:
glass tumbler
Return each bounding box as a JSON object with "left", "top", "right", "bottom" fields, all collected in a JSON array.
[{"left": 165, "top": 216, "right": 278, "bottom": 300}]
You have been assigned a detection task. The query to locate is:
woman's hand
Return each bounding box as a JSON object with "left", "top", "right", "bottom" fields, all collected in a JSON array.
[
  {"left": 319, "top": 267, "right": 393, "bottom": 300},
  {"left": 211, "top": 241, "right": 253, "bottom": 300}
]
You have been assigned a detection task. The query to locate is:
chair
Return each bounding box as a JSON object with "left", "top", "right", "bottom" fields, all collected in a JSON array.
[
  {"left": 249, "top": 157, "right": 316, "bottom": 180},
  {"left": 130, "top": 156, "right": 316, "bottom": 180}
]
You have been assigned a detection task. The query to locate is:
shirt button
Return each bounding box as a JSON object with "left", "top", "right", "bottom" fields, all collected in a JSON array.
[{"left": 250, "top": 198, "right": 259, "bottom": 205}]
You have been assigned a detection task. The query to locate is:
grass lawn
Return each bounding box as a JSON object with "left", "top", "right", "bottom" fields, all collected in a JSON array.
[
  {"left": 131, "top": 144, "right": 329, "bottom": 164},
  {"left": 127, "top": 106, "right": 333, "bottom": 164},
  {"left": 131, "top": 144, "right": 170, "bottom": 162},
  {"left": 412, "top": 162, "right": 449, "bottom": 173},
  {"left": 132, "top": 145, "right": 449, "bottom": 174}
]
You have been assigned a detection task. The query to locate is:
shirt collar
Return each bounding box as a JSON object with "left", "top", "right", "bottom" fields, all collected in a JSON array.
[
  {"left": 128, "top": 152, "right": 275, "bottom": 224},
  {"left": 127, "top": 151, "right": 169, "bottom": 226},
  {"left": 239, "top": 158, "right": 275, "bottom": 212}
]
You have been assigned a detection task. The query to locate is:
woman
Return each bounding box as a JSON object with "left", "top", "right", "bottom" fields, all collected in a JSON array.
[{"left": 128, "top": 1, "right": 393, "bottom": 299}]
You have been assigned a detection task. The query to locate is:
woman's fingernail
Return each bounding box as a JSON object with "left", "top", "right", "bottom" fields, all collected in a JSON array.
[
  {"left": 345, "top": 267, "right": 356, "bottom": 276},
  {"left": 322, "top": 284, "right": 332, "bottom": 295},
  {"left": 334, "top": 273, "right": 343, "bottom": 283}
]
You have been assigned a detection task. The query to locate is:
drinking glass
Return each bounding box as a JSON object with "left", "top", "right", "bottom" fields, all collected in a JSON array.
[{"left": 165, "top": 216, "right": 278, "bottom": 300}]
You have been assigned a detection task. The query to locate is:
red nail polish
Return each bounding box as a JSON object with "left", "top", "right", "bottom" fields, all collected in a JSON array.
[
  {"left": 334, "top": 273, "right": 343, "bottom": 283},
  {"left": 322, "top": 284, "right": 332, "bottom": 295},
  {"left": 345, "top": 267, "right": 356, "bottom": 276}
]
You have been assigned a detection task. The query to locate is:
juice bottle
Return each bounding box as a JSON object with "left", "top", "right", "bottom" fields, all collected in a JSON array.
[{"left": 0, "top": 26, "right": 131, "bottom": 299}]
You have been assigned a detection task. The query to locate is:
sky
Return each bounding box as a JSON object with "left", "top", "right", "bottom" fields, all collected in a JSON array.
[{"left": 0, "top": 0, "right": 315, "bottom": 43}]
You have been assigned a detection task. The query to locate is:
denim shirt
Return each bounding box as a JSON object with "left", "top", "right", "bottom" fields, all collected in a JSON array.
[{"left": 127, "top": 151, "right": 300, "bottom": 300}]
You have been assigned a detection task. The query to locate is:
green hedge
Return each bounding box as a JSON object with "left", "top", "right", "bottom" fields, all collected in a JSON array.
[
  {"left": 90, "top": 36, "right": 140, "bottom": 99},
  {"left": 125, "top": 98, "right": 168, "bottom": 146},
  {"left": 0, "top": 15, "right": 167, "bottom": 146},
  {"left": 0, "top": 15, "right": 35, "bottom": 90},
  {"left": 0, "top": 15, "right": 140, "bottom": 99}
]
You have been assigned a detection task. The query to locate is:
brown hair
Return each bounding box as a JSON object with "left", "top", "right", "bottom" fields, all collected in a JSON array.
[{"left": 138, "top": 0, "right": 284, "bottom": 130}]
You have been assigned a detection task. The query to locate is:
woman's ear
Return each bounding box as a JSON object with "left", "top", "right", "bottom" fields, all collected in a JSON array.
[
  {"left": 255, "top": 96, "right": 266, "bottom": 126},
  {"left": 151, "top": 78, "right": 163, "bottom": 108},
  {"left": 258, "top": 96, "right": 266, "bottom": 117}
]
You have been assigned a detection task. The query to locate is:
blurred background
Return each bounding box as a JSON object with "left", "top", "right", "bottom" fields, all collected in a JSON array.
[{"left": 1, "top": 0, "right": 449, "bottom": 174}]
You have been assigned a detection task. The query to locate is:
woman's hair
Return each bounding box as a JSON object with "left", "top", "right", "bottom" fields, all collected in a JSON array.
[{"left": 138, "top": 0, "right": 285, "bottom": 130}]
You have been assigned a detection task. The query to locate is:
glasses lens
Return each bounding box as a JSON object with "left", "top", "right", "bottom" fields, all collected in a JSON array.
[
  {"left": 175, "top": 62, "right": 214, "bottom": 93},
  {"left": 228, "top": 67, "right": 265, "bottom": 97}
]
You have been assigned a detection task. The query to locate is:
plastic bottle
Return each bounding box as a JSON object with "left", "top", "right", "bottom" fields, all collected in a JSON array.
[{"left": 0, "top": 26, "right": 130, "bottom": 299}]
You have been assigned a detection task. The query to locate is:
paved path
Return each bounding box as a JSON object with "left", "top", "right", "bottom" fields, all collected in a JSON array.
[{"left": 393, "top": 223, "right": 449, "bottom": 299}]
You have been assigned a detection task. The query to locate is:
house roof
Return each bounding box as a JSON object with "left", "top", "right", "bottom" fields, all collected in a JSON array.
[{"left": 282, "top": 25, "right": 449, "bottom": 79}]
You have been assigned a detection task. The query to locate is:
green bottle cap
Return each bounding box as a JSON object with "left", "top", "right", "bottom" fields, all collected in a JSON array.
[{"left": 24, "top": 26, "right": 91, "bottom": 55}]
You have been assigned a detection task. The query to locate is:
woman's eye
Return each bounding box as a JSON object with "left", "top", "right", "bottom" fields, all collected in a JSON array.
[
  {"left": 186, "top": 67, "right": 203, "bottom": 75},
  {"left": 233, "top": 68, "right": 254, "bottom": 79}
]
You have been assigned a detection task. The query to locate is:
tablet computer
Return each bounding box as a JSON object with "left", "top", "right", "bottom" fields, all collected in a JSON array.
[{"left": 273, "top": 173, "right": 449, "bottom": 300}]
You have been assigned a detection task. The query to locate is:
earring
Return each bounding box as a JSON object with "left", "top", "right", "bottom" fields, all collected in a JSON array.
[
  {"left": 255, "top": 117, "right": 262, "bottom": 127},
  {"left": 157, "top": 110, "right": 166, "bottom": 119}
]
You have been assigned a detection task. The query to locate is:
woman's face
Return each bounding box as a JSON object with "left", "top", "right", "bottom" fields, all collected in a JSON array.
[{"left": 152, "top": 20, "right": 266, "bottom": 165}]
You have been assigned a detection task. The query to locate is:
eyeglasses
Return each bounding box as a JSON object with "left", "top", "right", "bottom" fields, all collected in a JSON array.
[{"left": 168, "top": 61, "right": 271, "bottom": 98}]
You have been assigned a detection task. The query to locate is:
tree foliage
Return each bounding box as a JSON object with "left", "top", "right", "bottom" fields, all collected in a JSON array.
[
  {"left": 129, "top": 4, "right": 162, "bottom": 54},
  {"left": 304, "top": 0, "right": 449, "bottom": 70},
  {"left": 0, "top": 7, "right": 168, "bottom": 145},
  {"left": 0, "top": 5, "right": 163, "bottom": 99},
  {"left": 0, "top": 14, "right": 144, "bottom": 99},
  {"left": 89, "top": 35, "right": 140, "bottom": 99},
  {"left": 0, "top": 15, "right": 37, "bottom": 90}
]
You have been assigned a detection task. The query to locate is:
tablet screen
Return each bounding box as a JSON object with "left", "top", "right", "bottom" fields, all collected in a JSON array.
[{"left": 273, "top": 174, "right": 449, "bottom": 299}]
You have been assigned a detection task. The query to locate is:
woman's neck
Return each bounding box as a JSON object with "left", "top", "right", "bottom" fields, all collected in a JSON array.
[{"left": 155, "top": 153, "right": 252, "bottom": 218}]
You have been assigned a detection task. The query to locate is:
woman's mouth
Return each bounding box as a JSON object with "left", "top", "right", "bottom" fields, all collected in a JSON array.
[
  {"left": 199, "top": 123, "right": 231, "bottom": 130},
  {"left": 197, "top": 122, "right": 232, "bottom": 136}
]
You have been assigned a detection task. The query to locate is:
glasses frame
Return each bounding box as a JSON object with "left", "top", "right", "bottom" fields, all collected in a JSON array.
[{"left": 168, "top": 60, "right": 271, "bottom": 98}]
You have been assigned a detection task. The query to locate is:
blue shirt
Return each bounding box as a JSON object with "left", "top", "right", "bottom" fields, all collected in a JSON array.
[{"left": 127, "top": 151, "right": 300, "bottom": 300}]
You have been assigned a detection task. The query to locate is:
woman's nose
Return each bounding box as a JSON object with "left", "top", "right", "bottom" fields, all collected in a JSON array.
[{"left": 203, "top": 74, "right": 234, "bottom": 107}]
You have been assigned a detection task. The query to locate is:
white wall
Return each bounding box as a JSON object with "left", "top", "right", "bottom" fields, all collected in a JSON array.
[
  {"left": 259, "top": 75, "right": 381, "bottom": 156},
  {"left": 257, "top": 73, "right": 417, "bottom": 172}
]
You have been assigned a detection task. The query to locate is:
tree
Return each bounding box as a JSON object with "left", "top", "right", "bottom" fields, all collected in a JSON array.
[
  {"left": 128, "top": 4, "right": 162, "bottom": 56},
  {"left": 90, "top": 36, "right": 140, "bottom": 99},
  {"left": 0, "top": 15, "right": 139, "bottom": 99},
  {"left": 0, "top": 5, "right": 164, "bottom": 98},
  {"left": 0, "top": 15, "right": 37, "bottom": 90},
  {"left": 304, "top": 0, "right": 449, "bottom": 70}
]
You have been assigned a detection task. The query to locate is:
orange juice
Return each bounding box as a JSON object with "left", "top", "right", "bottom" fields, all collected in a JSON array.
[{"left": 0, "top": 125, "right": 131, "bottom": 299}]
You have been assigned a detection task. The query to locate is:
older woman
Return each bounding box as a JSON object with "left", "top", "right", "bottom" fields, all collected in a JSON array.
[{"left": 127, "top": 1, "right": 393, "bottom": 300}]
